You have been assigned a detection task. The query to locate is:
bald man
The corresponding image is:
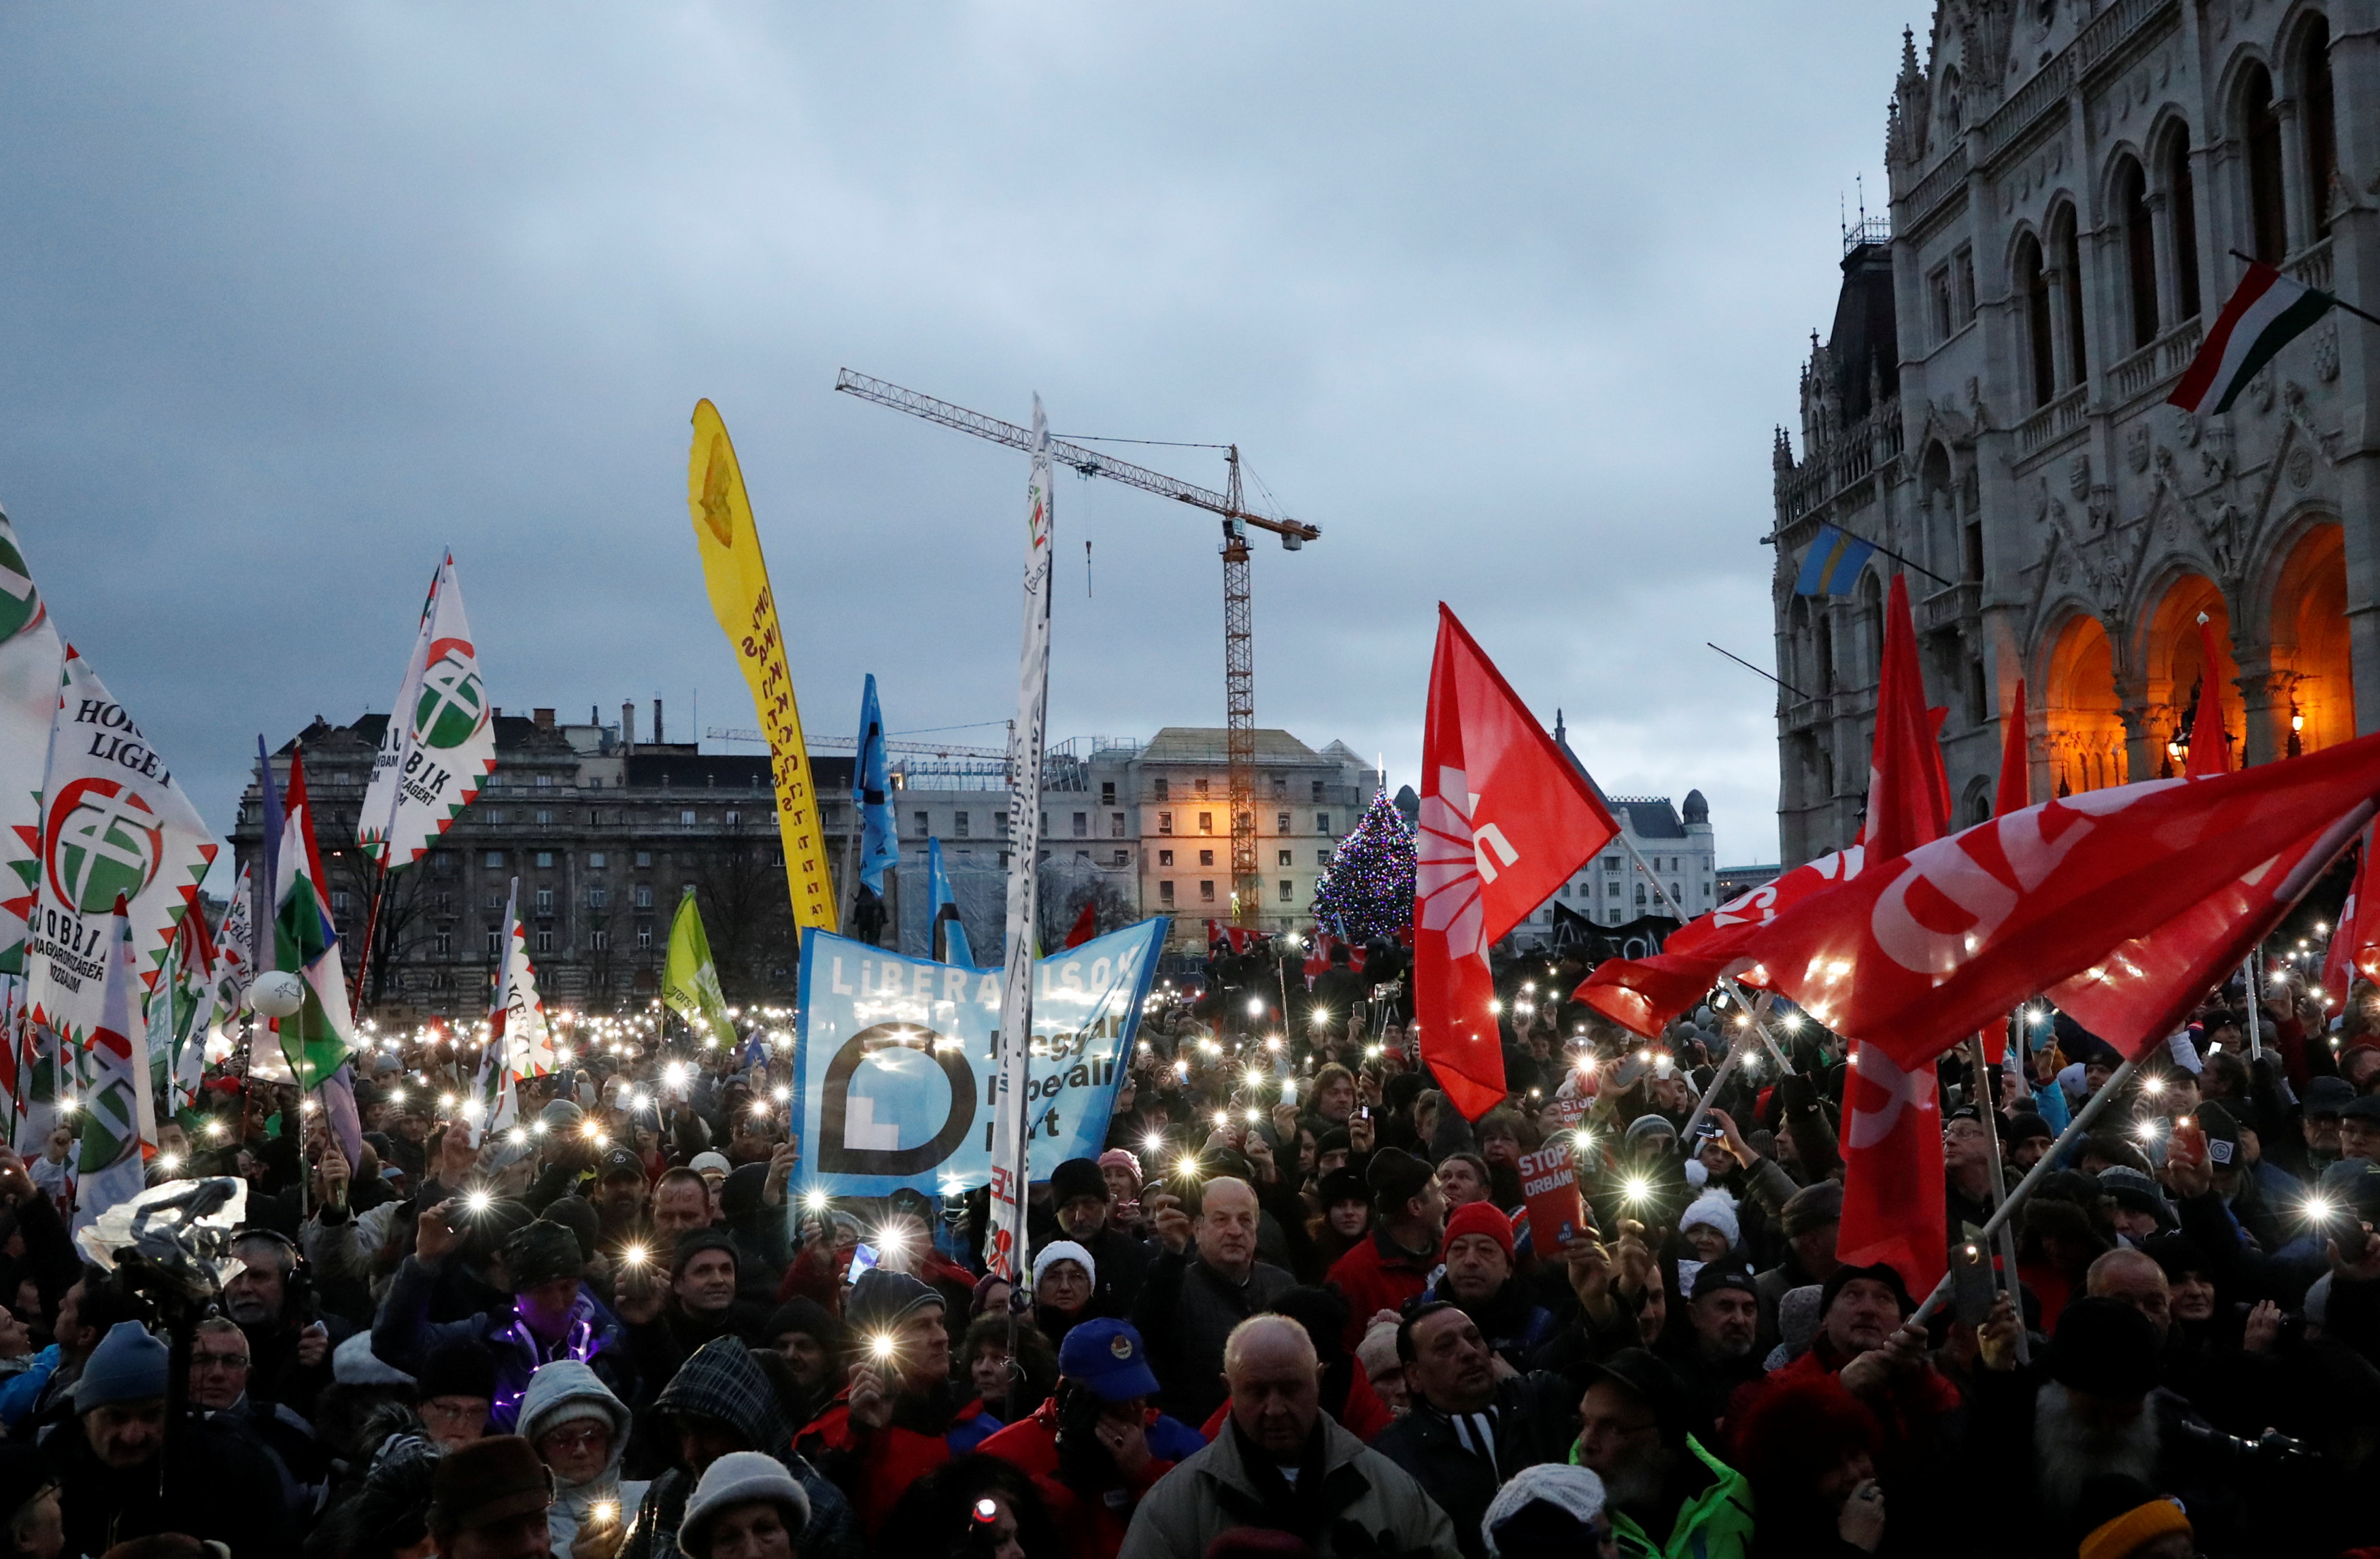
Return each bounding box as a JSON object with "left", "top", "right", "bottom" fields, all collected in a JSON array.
[
  {"left": 1119, "top": 1316, "right": 1460, "bottom": 1559},
  {"left": 1130, "top": 1176, "right": 1296, "bottom": 1424},
  {"left": 2086, "top": 1248, "right": 2172, "bottom": 1344}
]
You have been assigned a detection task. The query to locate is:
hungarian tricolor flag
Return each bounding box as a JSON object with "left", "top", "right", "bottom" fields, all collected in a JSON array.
[
  {"left": 272, "top": 751, "right": 362, "bottom": 1091},
  {"left": 1736, "top": 732, "right": 2380, "bottom": 1069},
  {"left": 2170, "top": 261, "right": 2335, "bottom": 415},
  {"left": 1418, "top": 606, "right": 1618, "bottom": 1118}
]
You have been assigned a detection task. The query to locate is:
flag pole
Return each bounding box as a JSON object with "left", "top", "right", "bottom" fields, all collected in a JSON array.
[
  {"left": 1707, "top": 642, "right": 1818, "bottom": 702},
  {"left": 2226, "top": 248, "right": 2380, "bottom": 328},
  {"left": 1911, "top": 1052, "right": 2141, "bottom": 1324},
  {"left": 2242, "top": 954, "right": 2265, "bottom": 1060},
  {"left": 1614, "top": 832, "right": 1792, "bottom": 1072},
  {"left": 1963, "top": 1030, "right": 2030, "bottom": 1363}
]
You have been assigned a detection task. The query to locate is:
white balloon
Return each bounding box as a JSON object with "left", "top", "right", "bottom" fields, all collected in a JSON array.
[{"left": 248, "top": 970, "right": 307, "bottom": 1018}]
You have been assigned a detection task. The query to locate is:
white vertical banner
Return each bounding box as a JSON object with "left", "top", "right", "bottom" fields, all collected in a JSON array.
[{"left": 987, "top": 396, "right": 1055, "bottom": 1283}]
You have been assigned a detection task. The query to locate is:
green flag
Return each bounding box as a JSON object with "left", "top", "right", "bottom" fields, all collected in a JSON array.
[{"left": 662, "top": 889, "right": 733, "bottom": 1045}]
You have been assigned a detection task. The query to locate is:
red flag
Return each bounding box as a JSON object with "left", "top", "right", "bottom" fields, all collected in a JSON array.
[
  {"left": 1064, "top": 901, "right": 1098, "bottom": 950},
  {"left": 2186, "top": 618, "right": 2233, "bottom": 778},
  {"left": 1862, "top": 576, "right": 1952, "bottom": 860},
  {"left": 1418, "top": 606, "right": 1619, "bottom": 1118},
  {"left": 2324, "top": 831, "right": 2376, "bottom": 999},
  {"left": 1739, "top": 733, "right": 2380, "bottom": 1069},
  {"left": 1995, "top": 681, "right": 2030, "bottom": 816},
  {"left": 1574, "top": 847, "right": 1867, "bottom": 1037},
  {"left": 1837, "top": 1041, "right": 1947, "bottom": 1296}
]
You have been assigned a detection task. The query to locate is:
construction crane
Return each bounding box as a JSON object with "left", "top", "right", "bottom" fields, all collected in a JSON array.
[{"left": 834, "top": 369, "right": 1322, "bottom": 925}]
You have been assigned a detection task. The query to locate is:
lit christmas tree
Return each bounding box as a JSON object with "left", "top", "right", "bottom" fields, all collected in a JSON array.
[{"left": 1309, "top": 789, "right": 1416, "bottom": 943}]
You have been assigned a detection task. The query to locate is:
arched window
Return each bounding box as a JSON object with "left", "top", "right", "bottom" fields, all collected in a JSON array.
[
  {"left": 2052, "top": 204, "right": 2088, "bottom": 382},
  {"left": 2017, "top": 232, "right": 2056, "bottom": 407},
  {"left": 2302, "top": 18, "right": 2336, "bottom": 238},
  {"left": 2244, "top": 63, "right": 2288, "bottom": 262},
  {"left": 2118, "top": 156, "right": 2158, "bottom": 348},
  {"left": 2166, "top": 127, "right": 2202, "bottom": 319}
]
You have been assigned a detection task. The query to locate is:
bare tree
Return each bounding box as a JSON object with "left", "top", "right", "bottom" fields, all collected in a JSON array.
[{"left": 693, "top": 817, "right": 794, "bottom": 1000}]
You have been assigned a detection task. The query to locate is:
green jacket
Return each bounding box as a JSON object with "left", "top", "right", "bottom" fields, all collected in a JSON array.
[{"left": 1572, "top": 1432, "right": 1754, "bottom": 1559}]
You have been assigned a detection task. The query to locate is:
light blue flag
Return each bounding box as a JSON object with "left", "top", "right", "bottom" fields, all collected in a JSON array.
[
  {"left": 790, "top": 918, "right": 1168, "bottom": 1197},
  {"left": 855, "top": 674, "right": 898, "bottom": 893},
  {"left": 927, "top": 837, "right": 974, "bottom": 966}
]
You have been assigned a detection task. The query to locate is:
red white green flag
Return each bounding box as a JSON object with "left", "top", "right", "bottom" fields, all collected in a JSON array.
[
  {"left": 2170, "top": 261, "right": 2336, "bottom": 415},
  {"left": 70, "top": 895, "right": 152, "bottom": 1236},
  {"left": 358, "top": 554, "right": 496, "bottom": 867},
  {"left": 22, "top": 647, "right": 218, "bottom": 1052},
  {"left": 0, "top": 511, "right": 66, "bottom": 978},
  {"left": 273, "top": 751, "right": 361, "bottom": 1090}
]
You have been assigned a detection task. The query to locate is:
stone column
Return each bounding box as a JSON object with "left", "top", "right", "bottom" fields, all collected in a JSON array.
[{"left": 2234, "top": 647, "right": 2294, "bottom": 768}]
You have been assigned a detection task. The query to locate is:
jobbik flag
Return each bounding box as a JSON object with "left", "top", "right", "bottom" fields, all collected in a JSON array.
[
  {"left": 498, "top": 900, "right": 556, "bottom": 1080},
  {"left": 0, "top": 511, "right": 65, "bottom": 978},
  {"left": 22, "top": 649, "right": 218, "bottom": 1055},
  {"left": 1417, "top": 605, "right": 1618, "bottom": 1119},
  {"left": 358, "top": 554, "right": 496, "bottom": 868},
  {"left": 792, "top": 919, "right": 1166, "bottom": 1197},
  {"left": 71, "top": 896, "right": 154, "bottom": 1234}
]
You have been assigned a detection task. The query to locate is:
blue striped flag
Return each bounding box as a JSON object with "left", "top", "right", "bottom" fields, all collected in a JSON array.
[{"left": 1794, "top": 523, "right": 1877, "bottom": 596}]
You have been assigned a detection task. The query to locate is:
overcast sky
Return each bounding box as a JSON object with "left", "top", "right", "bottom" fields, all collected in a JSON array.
[{"left": 0, "top": 3, "right": 1910, "bottom": 876}]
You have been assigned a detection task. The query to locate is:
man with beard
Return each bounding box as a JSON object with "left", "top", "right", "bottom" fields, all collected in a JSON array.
[
  {"left": 1968, "top": 1296, "right": 2245, "bottom": 1554},
  {"left": 1372, "top": 1303, "right": 1576, "bottom": 1559},
  {"left": 1571, "top": 1348, "right": 1753, "bottom": 1559},
  {"left": 223, "top": 1228, "right": 345, "bottom": 1419},
  {"left": 588, "top": 1146, "right": 653, "bottom": 1258},
  {"left": 1418, "top": 1202, "right": 1554, "bottom": 1371},
  {"left": 1048, "top": 1157, "right": 1153, "bottom": 1312},
  {"left": 1656, "top": 1264, "right": 1764, "bottom": 1439}
]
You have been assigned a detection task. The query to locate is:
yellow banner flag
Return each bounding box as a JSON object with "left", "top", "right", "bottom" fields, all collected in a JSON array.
[{"left": 684, "top": 400, "right": 839, "bottom": 934}]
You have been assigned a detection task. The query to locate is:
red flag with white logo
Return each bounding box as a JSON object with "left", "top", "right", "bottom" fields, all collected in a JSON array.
[
  {"left": 1861, "top": 575, "right": 1952, "bottom": 861},
  {"left": 1994, "top": 681, "right": 2030, "bottom": 817},
  {"left": 1837, "top": 573, "right": 1950, "bottom": 1296},
  {"left": 1837, "top": 1041, "right": 1946, "bottom": 1295},
  {"left": 1738, "top": 734, "right": 2380, "bottom": 1069},
  {"left": 1418, "top": 606, "right": 1618, "bottom": 1118},
  {"left": 2324, "top": 829, "right": 2375, "bottom": 1000},
  {"left": 1571, "top": 847, "right": 1865, "bottom": 1037},
  {"left": 2186, "top": 618, "right": 2233, "bottom": 778}
]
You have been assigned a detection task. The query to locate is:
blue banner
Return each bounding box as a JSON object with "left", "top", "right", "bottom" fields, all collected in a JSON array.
[
  {"left": 854, "top": 674, "right": 898, "bottom": 893},
  {"left": 792, "top": 918, "right": 1168, "bottom": 1196},
  {"left": 926, "top": 837, "right": 973, "bottom": 965}
]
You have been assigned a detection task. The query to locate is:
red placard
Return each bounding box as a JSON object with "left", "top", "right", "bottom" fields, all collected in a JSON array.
[{"left": 1518, "top": 1140, "right": 1587, "bottom": 1253}]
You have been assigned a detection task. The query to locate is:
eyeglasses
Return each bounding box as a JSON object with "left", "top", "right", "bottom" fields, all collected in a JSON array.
[
  {"left": 539, "top": 1424, "right": 609, "bottom": 1452},
  {"left": 421, "top": 1399, "right": 487, "bottom": 1424},
  {"left": 191, "top": 1352, "right": 250, "bottom": 1372}
]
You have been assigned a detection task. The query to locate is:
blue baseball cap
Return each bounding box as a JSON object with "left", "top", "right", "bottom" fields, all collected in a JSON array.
[{"left": 1057, "top": 1318, "right": 1160, "bottom": 1403}]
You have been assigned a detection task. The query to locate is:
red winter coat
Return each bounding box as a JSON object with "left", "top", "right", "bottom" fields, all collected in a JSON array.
[
  {"left": 1324, "top": 1229, "right": 1437, "bottom": 1350},
  {"left": 798, "top": 1386, "right": 1002, "bottom": 1537},
  {"left": 977, "top": 1398, "right": 1199, "bottom": 1559},
  {"left": 1726, "top": 1333, "right": 1961, "bottom": 1472}
]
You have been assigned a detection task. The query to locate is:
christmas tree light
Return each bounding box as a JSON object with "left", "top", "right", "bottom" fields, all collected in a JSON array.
[{"left": 1309, "top": 789, "right": 1416, "bottom": 943}]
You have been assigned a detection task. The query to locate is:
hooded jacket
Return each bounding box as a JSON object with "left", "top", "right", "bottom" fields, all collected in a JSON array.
[
  {"left": 619, "top": 1335, "right": 861, "bottom": 1559},
  {"left": 371, "top": 1254, "right": 632, "bottom": 1432},
  {"left": 520, "top": 1358, "right": 650, "bottom": 1556}
]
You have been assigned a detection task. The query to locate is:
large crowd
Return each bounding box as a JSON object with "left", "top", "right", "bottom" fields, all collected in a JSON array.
[{"left": 5, "top": 931, "right": 2377, "bottom": 1559}]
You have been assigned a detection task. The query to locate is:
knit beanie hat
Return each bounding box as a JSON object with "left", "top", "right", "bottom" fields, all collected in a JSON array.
[
  {"left": 2075, "top": 1478, "right": 2190, "bottom": 1559},
  {"left": 1481, "top": 1463, "right": 1607, "bottom": 1558},
  {"left": 541, "top": 1198, "right": 600, "bottom": 1263},
  {"left": 502, "top": 1219, "right": 585, "bottom": 1290},
  {"left": 670, "top": 1227, "right": 740, "bottom": 1279},
  {"left": 1780, "top": 1180, "right": 1843, "bottom": 1238},
  {"left": 1819, "top": 1261, "right": 1914, "bottom": 1319},
  {"left": 679, "top": 1450, "right": 809, "bottom": 1557},
  {"left": 1049, "top": 1157, "right": 1108, "bottom": 1206},
  {"left": 1032, "top": 1240, "right": 1098, "bottom": 1291},
  {"left": 74, "top": 1320, "right": 167, "bottom": 1411},
  {"left": 1096, "top": 1148, "right": 1142, "bottom": 1188},
  {"left": 1444, "top": 1201, "right": 1516, "bottom": 1261},
  {"left": 1680, "top": 1190, "right": 1741, "bottom": 1249},
  {"left": 1365, "top": 1148, "right": 1434, "bottom": 1212},
  {"left": 845, "top": 1269, "right": 943, "bottom": 1336},
  {"left": 763, "top": 1297, "right": 844, "bottom": 1356}
]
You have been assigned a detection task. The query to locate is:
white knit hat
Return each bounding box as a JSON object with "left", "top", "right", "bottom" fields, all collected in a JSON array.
[
  {"left": 1680, "top": 1189, "right": 1741, "bottom": 1250},
  {"left": 1482, "top": 1464, "right": 1606, "bottom": 1556},
  {"left": 1032, "top": 1239, "right": 1097, "bottom": 1292},
  {"left": 680, "top": 1451, "right": 809, "bottom": 1557}
]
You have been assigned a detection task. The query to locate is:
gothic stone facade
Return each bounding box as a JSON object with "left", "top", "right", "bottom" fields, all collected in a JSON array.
[{"left": 1772, "top": 0, "right": 2373, "bottom": 865}]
